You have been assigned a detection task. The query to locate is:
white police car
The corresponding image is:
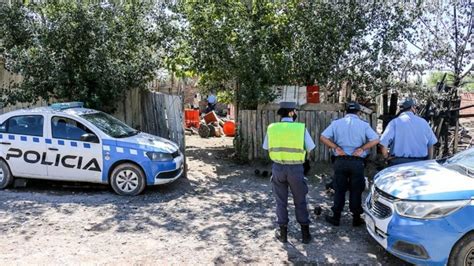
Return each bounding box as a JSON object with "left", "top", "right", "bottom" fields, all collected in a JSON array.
[
  {"left": 0, "top": 102, "right": 184, "bottom": 196},
  {"left": 364, "top": 148, "right": 474, "bottom": 265}
]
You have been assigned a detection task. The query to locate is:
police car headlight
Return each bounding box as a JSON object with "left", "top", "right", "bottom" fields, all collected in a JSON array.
[
  {"left": 394, "top": 200, "right": 469, "bottom": 219},
  {"left": 146, "top": 152, "right": 173, "bottom": 162}
]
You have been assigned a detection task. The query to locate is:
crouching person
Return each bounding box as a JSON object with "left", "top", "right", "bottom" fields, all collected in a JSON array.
[{"left": 263, "top": 102, "right": 316, "bottom": 244}]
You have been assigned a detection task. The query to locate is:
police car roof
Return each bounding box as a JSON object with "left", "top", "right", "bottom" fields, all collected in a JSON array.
[{"left": 6, "top": 107, "right": 100, "bottom": 117}]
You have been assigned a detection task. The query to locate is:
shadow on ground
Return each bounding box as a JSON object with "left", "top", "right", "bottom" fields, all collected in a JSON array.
[{"left": 0, "top": 137, "right": 408, "bottom": 264}]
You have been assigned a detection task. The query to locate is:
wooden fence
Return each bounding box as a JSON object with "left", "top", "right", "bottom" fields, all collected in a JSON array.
[
  {"left": 114, "top": 89, "right": 185, "bottom": 152},
  {"left": 237, "top": 109, "right": 378, "bottom": 162}
]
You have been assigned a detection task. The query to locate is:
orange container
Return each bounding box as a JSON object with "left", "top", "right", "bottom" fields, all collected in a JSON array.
[
  {"left": 184, "top": 109, "right": 200, "bottom": 128},
  {"left": 203, "top": 111, "right": 218, "bottom": 124},
  {"left": 223, "top": 121, "right": 236, "bottom": 137},
  {"left": 307, "top": 85, "right": 320, "bottom": 103}
]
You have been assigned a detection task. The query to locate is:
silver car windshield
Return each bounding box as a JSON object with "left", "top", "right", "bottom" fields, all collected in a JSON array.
[
  {"left": 444, "top": 148, "right": 474, "bottom": 177},
  {"left": 80, "top": 112, "right": 139, "bottom": 138}
]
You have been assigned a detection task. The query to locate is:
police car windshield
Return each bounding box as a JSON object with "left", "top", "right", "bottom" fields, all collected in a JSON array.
[
  {"left": 445, "top": 148, "right": 474, "bottom": 178},
  {"left": 80, "top": 112, "right": 139, "bottom": 138}
]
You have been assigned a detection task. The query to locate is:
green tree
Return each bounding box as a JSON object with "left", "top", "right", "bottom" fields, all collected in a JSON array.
[
  {"left": 427, "top": 71, "right": 474, "bottom": 91},
  {"left": 409, "top": 0, "right": 472, "bottom": 88},
  {"left": 180, "top": 1, "right": 419, "bottom": 108},
  {"left": 0, "top": 2, "right": 174, "bottom": 111}
]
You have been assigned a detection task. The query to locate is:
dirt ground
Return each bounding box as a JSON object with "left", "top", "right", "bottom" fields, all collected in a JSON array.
[{"left": 0, "top": 135, "right": 408, "bottom": 265}]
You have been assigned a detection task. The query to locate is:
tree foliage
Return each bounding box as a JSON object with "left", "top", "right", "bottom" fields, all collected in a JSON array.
[
  {"left": 408, "top": 1, "right": 472, "bottom": 88},
  {"left": 179, "top": 1, "right": 419, "bottom": 109},
  {"left": 0, "top": 2, "right": 174, "bottom": 111}
]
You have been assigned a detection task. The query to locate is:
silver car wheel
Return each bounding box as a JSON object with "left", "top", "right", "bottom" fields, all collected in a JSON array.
[
  {"left": 0, "top": 168, "right": 4, "bottom": 183},
  {"left": 465, "top": 247, "right": 474, "bottom": 266},
  {"left": 115, "top": 170, "right": 139, "bottom": 193}
]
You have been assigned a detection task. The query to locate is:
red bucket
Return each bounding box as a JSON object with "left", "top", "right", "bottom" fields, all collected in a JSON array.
[
  {"left": 307, "top": 85, "right": 320, "bottom": 103},
  {"left": 184, "top": 109, "right": 200, "bottom": 128},
  {"left": 223, "top": 121, "right": 236, "bottom": 137}
]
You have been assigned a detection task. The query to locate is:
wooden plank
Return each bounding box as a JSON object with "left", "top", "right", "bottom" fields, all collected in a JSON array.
[
  {"left": 370, "top": 113, "right": 378, "bottom": 159},
  {"left": 174, "top": 95, "right": 185, "bottom": 152},
  {"left": 324, "top": 112, "right": 333, "bottom": 162},
  {"left": 246, "top": 110, "right": 253, "bottom": 161},
  {"left": 159, "top": 93, "right": 170, "bottom": 139},
  {"left": 139, "top": 90, "right": 148, "bottom": 132},
  {"left": 269, "top": 110, "right": 276, "bottom": 125},
  {"left": 256, "top": 109, "right": 262, "bottom": 159},
  {"left": 150, "top": 91, "right": 160, "bottom": 135},
  {"left": 317, "top": 111, "right": 324, "bottom": 162},
  {"left": 167, "top": 95, "right": 177, "bottom": 142},
  {"left": 313, "top": 111, "right": 319, "bottom": 162},
  {"left": 252, "top": 111, "right": 258, "bottom": 159},
  {"left": 261, "top": 109, "right": 268, "bottom": 159},
  {"left": 237, "top": 108, "right": 244, "bottom": 152},
  {"left": 241, "top": 110, "right": 248, "bottom": 160},
  {"left": 258, "top": 103, "right": 345, "bottom": 112},
  {"left": 157, "top": 93, "right": 165, "bottom": 137}
]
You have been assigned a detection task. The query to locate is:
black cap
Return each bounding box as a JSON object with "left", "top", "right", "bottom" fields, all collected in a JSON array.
[
  {"left": 399, "top": 98, "right": 416, "bottom": 109},
  {"left": 277, "top": 101, "right": 297, "bottom": 116},
  {"left": 279, "top": 102, "right": 297, "bottom": 109},
  {"left": 346, "top": 102, "right": 361, "bottom": 111}
]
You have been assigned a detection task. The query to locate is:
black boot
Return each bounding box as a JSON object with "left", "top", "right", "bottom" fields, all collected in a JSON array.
[
  {"left": 275, "top": 225, "right": 288, "bottom": 243},
  {"left": 353, "top": 214, "right": 365, "bottom": 227},
  {"left": 301, "top": 224, "right": 312, "bottom": 244},
  {"left": 325, "top": 213, "right": 341, "bottom": 226}
]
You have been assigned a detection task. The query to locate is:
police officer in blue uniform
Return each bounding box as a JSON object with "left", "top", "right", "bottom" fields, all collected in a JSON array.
[
  {"left": 263, "top": 102, "right": 316, "bottom": 244},
  {"left": 380, "top": 99, "right": 438, "bottom": 165},
  {"left": 320, "top": 102, "right": 379, "bottom": 226}
]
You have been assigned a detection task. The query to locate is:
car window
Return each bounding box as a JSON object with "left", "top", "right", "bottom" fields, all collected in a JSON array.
[
  {"left": 0, "top": 121, "right": 5, "bottom": 133},
  {"left": 80, "top": 112, "right": 138, "bottom": 138},
  {"left": 445, "top": 148, "right": 474, "bottom": 177},
  {"left": 5, "top": 115, "right": 44, "bottom": 136},
  {"left": 51, "top": 116, "right": 95, "bottom": 141}
]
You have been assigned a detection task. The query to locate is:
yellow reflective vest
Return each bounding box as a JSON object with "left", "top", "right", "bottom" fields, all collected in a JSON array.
[{"left": 267, "top": 122, "right": 306, "bottom": 164}]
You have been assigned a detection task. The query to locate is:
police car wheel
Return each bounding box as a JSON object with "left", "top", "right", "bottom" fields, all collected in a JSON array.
[
  {"left": 110, "top": 163, "right": 146, "bottom": 196},
  {"left": 0, "top": 160, "right": 14, "bottom": 189},
  {"left": 448, "top": 232, "right": 474, "bottom": 266}
]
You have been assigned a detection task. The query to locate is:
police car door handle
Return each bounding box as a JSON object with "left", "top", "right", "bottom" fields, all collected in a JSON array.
[
  {"left": 48, "top": 147, "right": 59, "bottom": 151},
  {"left": 0, "top": 142, "right": 11, "bottom": 145}
]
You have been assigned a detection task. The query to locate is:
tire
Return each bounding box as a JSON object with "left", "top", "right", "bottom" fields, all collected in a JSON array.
[
  {"left": 110, "top": 163, "right": 146, "bottom": 196},
  {"left": 0, "top": 159, "right": 14, "bottom": 189},
  {"left": 448, "top": 232, "right": 474, "bottom": 266}
]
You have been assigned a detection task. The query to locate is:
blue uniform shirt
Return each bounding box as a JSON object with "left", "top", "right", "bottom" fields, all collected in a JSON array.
[
  {"left": 380, "top": 111, "right": 437, "bottom": 158},
  {"left": 263, "top": 117, "right": 316, "bottom": 152},
  {"left": 321, "top": 114, "right": 379, "bottom": 158},
  {"left": 207, "top": 94, "right": 217, "bottom": 104}
]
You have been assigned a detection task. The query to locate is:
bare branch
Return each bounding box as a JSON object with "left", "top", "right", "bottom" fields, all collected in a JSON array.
[
  {"left": 460, "top": 64, "right": 473, "bottom": 80},
  {"left": 458, "top": 4, "right": 473, "bottom": 71},
  {"left": 440, "top": 18, "right": 455, "bottom": 41},
  {"left": 406, "top": 38, "right": 423, "bottom": 51}
]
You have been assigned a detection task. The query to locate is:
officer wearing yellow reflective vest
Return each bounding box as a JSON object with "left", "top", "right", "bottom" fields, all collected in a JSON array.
[{"left": 263, "top": 102, "right": 316, "bottom": 244}]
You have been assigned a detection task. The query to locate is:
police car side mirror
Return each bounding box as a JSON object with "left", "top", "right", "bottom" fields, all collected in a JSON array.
[{"left": 80, "top": 133, "right": 99, "bottom": 143}]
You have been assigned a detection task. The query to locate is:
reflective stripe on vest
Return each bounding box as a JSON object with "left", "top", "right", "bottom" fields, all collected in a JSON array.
[{"left": 267, "top": 122, "right": 306, "bottom": 165}]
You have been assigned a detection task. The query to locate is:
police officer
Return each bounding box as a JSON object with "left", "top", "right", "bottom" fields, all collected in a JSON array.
[
  {"left": 320, "top": 102, "right": 379, "bottom": 226},
  {"left": 263, "top": 102, "right": 316, "bottom": 244},
  {"left": 380, "top": 99, "right": 438, "bottom": 166}
]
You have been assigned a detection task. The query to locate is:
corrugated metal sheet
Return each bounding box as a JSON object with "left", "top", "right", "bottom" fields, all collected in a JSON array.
[{"left": 461, "top": 93, "right": 474, "bottom": 115}]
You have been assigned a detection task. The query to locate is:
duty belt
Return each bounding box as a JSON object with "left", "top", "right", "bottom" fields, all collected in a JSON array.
[
  {"left": 392, "top": 156, "right": 427, "bottom": 160},
  {"left": 335, "top": 156, "right": 364, "bottom": 161}
]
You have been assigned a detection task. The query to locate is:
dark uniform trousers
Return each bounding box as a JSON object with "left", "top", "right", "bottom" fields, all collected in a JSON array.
[
  {"left": 332, "top": 157, "right": 365, "bottom": 216},
  {"left": 271, "top": 163, "right": 310, "bottom": 225}
]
